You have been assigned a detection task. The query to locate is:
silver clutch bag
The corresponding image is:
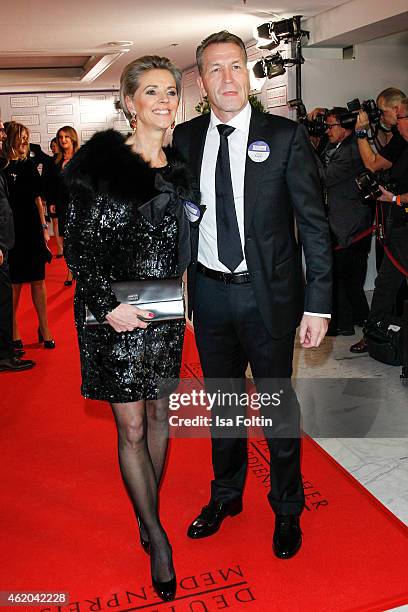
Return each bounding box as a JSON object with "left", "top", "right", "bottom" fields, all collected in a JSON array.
[{"left": 85, "top": 277, "right": 184, "bottom": 326}]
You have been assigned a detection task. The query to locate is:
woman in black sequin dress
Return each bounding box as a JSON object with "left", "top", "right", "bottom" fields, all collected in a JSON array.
[{"left": 64, "top": 56, "right": 200, "bottom": 603}]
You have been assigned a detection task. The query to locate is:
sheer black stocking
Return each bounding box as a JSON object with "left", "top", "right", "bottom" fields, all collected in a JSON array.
[
  {"left": 111, "top": 400, "right": 174, "bottom": 582},
  {"left": 136, "top": 397, "right": 170, "bottom": 545}
]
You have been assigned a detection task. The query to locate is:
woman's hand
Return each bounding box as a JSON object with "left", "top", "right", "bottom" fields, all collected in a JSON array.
[
  {"left": 378, "top": 185, "right": 394, "bottom": 203},
  {"left": 105, "top": 303, "right": 155, "bottom": 332}
]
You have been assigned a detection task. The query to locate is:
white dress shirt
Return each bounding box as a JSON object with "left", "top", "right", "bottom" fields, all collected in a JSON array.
[{"left": 198, "top": 102, "right": 330, "bottom": 319}]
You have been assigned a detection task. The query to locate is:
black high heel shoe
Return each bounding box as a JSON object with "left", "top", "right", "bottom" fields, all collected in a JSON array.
[
  {"left": 151, "top": 543, "right": 176, "bottom": 602},
  {"left": 38, "top": 329, "right": 56, "bottom": 349},
  {"left": 137, "top": 516, "right": 150, "bottom": 555},
  {"left": 152, "top": 575, "right": 176, "bottom": 602},
  {"left": 12, "top": 339, "right": 23, "bottom": 350}
]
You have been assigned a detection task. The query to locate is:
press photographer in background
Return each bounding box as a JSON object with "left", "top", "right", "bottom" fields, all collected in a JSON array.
[
  {"left": 351, "top": 97, "right": 408, "bottom": 354},
  {"left": 320, "top": 107, "right": 372, "bottom": 336},
  {"left": 354, "top": 87, "right": 406, "bottom": 173}
]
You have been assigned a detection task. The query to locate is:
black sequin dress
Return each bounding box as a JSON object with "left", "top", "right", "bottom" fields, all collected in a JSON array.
[
  {"left": 4, "top": 159, "right": 47, "bottom": 283},
  {"left": 64, "top": 130, "right": 200, "bottom": 402}
]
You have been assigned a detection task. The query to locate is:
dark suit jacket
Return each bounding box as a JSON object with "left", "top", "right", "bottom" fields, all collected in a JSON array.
[
  {"left": 325, "top": 133, "right": 372, "bottom": 248},
  {"left": 0, "top": 170, "right": 14, "bottom": 253},
  {"left": 173, "top": 108, "right": 332, "bottom": 339}
]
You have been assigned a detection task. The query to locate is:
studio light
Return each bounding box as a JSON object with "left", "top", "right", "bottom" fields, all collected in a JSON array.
[
  {"left": 251, "top": 15, "right": 308, "bottom": 93},
  {"left": 254, "top": 23, "right": 279, "bottom": 50},
  {"left": 254, "top": 16, "right": 306, "bottom": 48},
  {"left": 252, "top": 53, "right": 286, "bottom": 79}
]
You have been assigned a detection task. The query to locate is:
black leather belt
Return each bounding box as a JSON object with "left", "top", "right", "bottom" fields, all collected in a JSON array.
[{"left": 197, "top": 262, "right": 250, "bottom": 284}]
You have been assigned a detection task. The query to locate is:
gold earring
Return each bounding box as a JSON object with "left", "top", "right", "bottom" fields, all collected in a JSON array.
[{"left": 130, "top": 113, "right": 137, "bottom": 131}]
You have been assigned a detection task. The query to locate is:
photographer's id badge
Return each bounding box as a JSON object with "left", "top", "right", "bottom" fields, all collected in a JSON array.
[{"left": 248, "top": 141, "right": 270, "bottom": 163}]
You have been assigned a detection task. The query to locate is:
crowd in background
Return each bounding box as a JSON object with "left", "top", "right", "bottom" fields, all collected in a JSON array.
[
  {"left": 305, "top": 87, "right": 408, "bottom": 357},
  {"left": 0, "top": 122, "right": 80, "bottom": 371}
]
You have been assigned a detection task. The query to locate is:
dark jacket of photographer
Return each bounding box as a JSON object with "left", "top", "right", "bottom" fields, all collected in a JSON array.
[{"left": 325, "top": 133, "right": 372, "bottom": 248}]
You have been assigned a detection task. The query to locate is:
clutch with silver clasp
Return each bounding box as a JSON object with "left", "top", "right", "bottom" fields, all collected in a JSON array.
[{"left": 85, "top": 277, "right": 184, "bottom": 326}]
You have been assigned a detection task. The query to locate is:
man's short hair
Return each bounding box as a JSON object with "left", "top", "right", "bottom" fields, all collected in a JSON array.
[
  {"left": 325, "top": 107, "right": 349, "bottom": 123},
  {"left": 377, "top": 87, "right": 407, "bottom": 107},
  {"left": 196, "top": 30, "right": 247, "bottom": 75},
  {"left": 399, "top": 97, "right": 408, "bottom": 114}
]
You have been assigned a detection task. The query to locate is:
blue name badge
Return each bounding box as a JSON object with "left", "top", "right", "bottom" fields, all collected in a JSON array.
[
  {"left": 183, "top": 200, "right": 202, "bottom": 225},
  {"left": 248, "top": 140, "right": 270, "bottom": 163}
]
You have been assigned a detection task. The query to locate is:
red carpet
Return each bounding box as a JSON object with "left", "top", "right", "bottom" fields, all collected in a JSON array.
[{"left": 1, "top": 246, "right": 408, "bottom": 612}]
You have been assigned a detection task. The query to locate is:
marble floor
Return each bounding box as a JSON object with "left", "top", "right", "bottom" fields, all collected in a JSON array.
[
  {"left": 294, "top": 326, "right": 408, "bottom": 526},
  {"left": 293, "top": 322, "right": 408, "bottom": 611}
]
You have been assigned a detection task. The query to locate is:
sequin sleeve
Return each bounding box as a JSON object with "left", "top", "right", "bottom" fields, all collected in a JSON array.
[{"left": 64, "top": 191, "right": 120, "bottom": 323}]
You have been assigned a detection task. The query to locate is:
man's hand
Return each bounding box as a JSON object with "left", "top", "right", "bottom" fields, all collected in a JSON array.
[
  {"left": 299, "top": 314, "right": 329, "bottom": 348},
  {"left": 307, "top": 107, "right": 326, "bottom": 121},
  {"left": 355, "top": 110, "right": 369, "bottom": 131},
  {"left": 378, "top": 185, "right": 394, "bottom": 203},
  {"left": 0, "top": 248, "right": 3, "bottom": 267}
]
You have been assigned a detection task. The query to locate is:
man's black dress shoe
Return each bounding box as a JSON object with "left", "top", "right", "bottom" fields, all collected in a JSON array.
[
  {"left": 273, "top": 514, "right": 302, "bottom": 559},
  {"left": 0, "top": 356, "right": 35, "bottom": 372},
  {"left": 187, "top": 498, "right": 243, "bottom": 539},
  {"left": 350, "top": 338, "right": 368, "bottom": 354}
]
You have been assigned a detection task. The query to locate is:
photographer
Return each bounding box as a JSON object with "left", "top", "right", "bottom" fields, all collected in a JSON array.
[
  {"left": 351, "top": 97, "right": 408, "bottom": 353},
  {"left": 323, "top": 108, "right": 373, "bottom": 335},
  {"left": 354, "top": 87, "right": 406, "bottom": 172}
]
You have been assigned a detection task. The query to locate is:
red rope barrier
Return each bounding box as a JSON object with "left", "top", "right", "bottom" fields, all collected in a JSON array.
[{"left": 332, "top": 203, "right": 408, "bottom": 276}]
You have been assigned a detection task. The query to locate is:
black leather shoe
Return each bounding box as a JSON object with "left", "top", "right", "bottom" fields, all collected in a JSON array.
[
  {"left": 350, "top": 338, "right": 368, "bottom": 353},
  {"left": 273, "top": 514, "right": 302, "bottom": 559},
  {"left": 0, "top": 356, "right": 35, "bottom": 372},
  {"left": 12, "top": 339, "right": 23, "bottom": 349},
  {"left": 187, "top": 498, "right": 243, "bottom": 539}
]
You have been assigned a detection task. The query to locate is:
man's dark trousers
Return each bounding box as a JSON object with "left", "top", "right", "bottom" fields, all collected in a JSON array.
[
  {"left": 194, "top": 271, "right": 304, "bottom": 516},
  {"left": 0, "top": 253, "right": 13, "bottom": 359}
]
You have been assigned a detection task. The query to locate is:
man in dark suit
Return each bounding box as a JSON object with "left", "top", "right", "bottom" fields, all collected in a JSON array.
[
  {"left": 173, "top": 31, "right": 332, "bottom": 559},
  {"left": 0, "top": 119, "right": 35, "bottom": 372},
  {"left": 323, "top": 108, "right": 372, "bottom": 336}
]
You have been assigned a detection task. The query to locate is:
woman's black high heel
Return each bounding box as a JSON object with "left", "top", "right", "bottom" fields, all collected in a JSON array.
[
  {"left": 151, "top": 542, "right": 176, "bottom": 602},
  {"left": 152, "top": 575, "right": 177, "bottom": 602},
  {"left": 38, "top": 329, "right": 56, "bottom": 349},
  {"left": 12, "top": 339, "right": 23, "bottom": 350},
  {"left": 137, "top": 516, "right": 150, "bottom": 554}
]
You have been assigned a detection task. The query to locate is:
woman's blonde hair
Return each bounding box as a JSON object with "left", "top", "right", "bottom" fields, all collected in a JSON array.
[
  {"left": 4, "top": 122, "right": 30, "bottom": 161},
  {"left": 55, "top": 125, "right": 80, "bottom": 164},
  {"left": 119, "top": 55, "right": 181, "bottom": 123}
]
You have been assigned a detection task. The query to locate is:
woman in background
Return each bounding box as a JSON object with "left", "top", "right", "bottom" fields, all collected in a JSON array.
[
  {"left": 3, "top": 122, "right": 55, "bottom": 349},
  {"left": 55, "top": 126, "right": 79, "bottom": 284},
  {"left": 44, "top": 137, "right": 64, "bottom": 258}
]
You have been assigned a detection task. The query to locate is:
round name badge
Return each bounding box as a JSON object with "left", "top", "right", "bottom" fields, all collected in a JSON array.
[
  {"left": 183, "top": 200, "right": 201, "bottom": 223},
  {"left": 248, "top": 140, "right": 270, "bottom": 163}
]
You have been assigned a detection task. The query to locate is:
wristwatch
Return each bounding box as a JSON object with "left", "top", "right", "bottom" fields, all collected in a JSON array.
[
  {"left": 42, "top": 223, "right": 48, "bottom": 229},
  {"left": 355, "top": 129, "right": 368, "bottom": 139}
]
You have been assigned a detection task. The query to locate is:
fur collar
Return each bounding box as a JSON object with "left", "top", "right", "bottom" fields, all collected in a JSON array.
[{"left": 64, "top": 129, "right": 199, "bottom": 204}]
